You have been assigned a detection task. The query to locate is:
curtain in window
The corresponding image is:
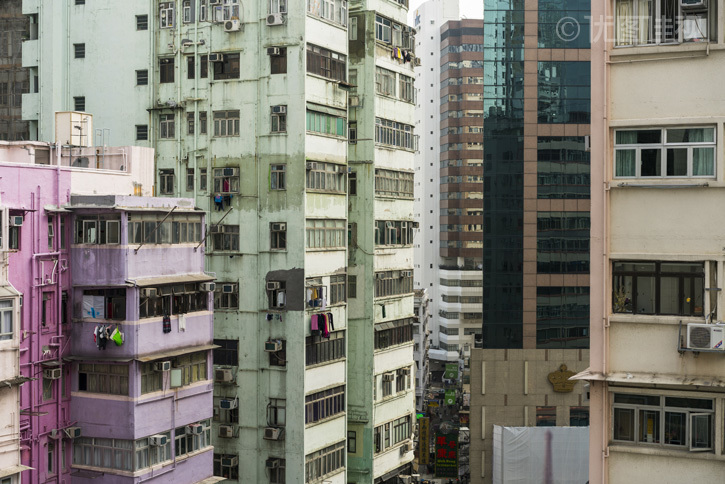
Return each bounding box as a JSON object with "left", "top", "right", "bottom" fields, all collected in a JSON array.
[
  {"left": 615, "top": 0, "right": 634, "bottom": 46},
  {"left": 615, "top": 150, "right": 636, "bottom": 176},
  {"left": 637, "top": 0, "right": 654, "bottom": 44},
  {"left": 693, "top": 147, "right": 714, "bottom": 176}
]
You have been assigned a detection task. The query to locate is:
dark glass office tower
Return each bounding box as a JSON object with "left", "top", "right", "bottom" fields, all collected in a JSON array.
[{"left": 482, "top": 0, "right": 591, "bottom": 350}]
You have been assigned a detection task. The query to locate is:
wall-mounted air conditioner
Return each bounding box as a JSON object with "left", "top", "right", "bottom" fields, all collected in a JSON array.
[
  {"left": 215, "top": 369, "right": 233, "bottom": 382},
  {"left": 220, "top": 398, "right": 238, "bottom": 410},
  {"left": 263, "top": 427, "right": 283, "bottom": 440},
  {"left": 222, "top": 284, "right": 236, "bottom": 294},
  {"left": 200, "top": 282, "right": 216, "bottom": 292},
  {"left": 265, "top": 340, "right": 282, "bottom": 352},
  {"left": 155, "top": 361, "right": 171, "bottom": 372},
  {"left": 224, "top": 19, "right": 240, "bottom": 32},
  {"left": 208, "top": 53, "right": 224, "bottom": 63},
  {"left": 271, "top": 223, "right": 286, "bottom": 232},
  {"left": 266, "top": 281, "right": 281, "bottom": 291},
  {"left": 267, "top": 47, "right": 281, "bottom": 56},
  {"left": 221, "top": 456, "right": 239, "bottom": 467},
  {"left": 10, "top": 216, "right": 23, "bottom": 227},
  {"left": 687, "top": 323, "right": 724, "bottom": 350},
  {"left": 272, "top": 105, "right": 286, "bottom": 114},
  {"left": 382, "top": 372, "right": 395, "bottom": 382},
  {"left": 149, "top": 434, "right": 168, "bottom": 446},
  {"left": 681, "top": 0, "right": 707, "bottom": 10},
  {"left": 266, "top": 457, "right": 281, "bottom": 468},
  {"left": 44, "top": 369, "right": 61, "bottom": 380},
  {"left": 219, "top": 425, "right": 234, "bottom": 438},
  {"left": 64, "top": 427, "right": 82, "bottom": 439},
  {"left": 266, "top": 13, "right": 286, "bottom": 26},
  {"left": 186, "top": 424, "right": 204, "bottom": 435}
]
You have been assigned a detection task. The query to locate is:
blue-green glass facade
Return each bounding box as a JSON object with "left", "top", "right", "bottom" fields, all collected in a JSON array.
[{"left": 483, "top": 0, "right": 591, "bottom": 350}]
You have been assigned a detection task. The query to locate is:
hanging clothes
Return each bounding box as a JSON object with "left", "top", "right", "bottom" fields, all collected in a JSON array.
[
  {"left": 321, "top": 314, "right": 330, "bottom": 338},
  {"left": 311, "top": 314, "right": 320, "bottom": 336},
  {"left": 178, "top": 314, "right": 186, "bottom": 332},
  {"left": 327, "top": 313, "right": 334, "bottom": 331},
  {"left": 277, "top": 291, "right": 286, "bottom": 307},
  {"left": 163, "top": 315, "right": 171, "bottom": 334}
]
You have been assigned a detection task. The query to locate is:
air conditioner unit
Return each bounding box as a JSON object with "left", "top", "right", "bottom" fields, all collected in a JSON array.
[
  {"left": 271, "top": 223, "right": 286, "bottom": 232},
  {"left": 266, "top": 457, "right": 281, "bottom": 469},
  {"left": 400, "top": 367, "right": 411, "bottom": 376},
  {"left": 266, "top": 13, "right": 286, "bottom": 26},
  {"left": 263, "top": 427, "right": 283, "bottom": 440},
  {"left": 687, "top": 323, "right": 724, "bottom": 350},
  {"left": 221, "top": 456, "right": 239, "bottom": 467},
  {"left": 220, "top": 398, "right": 238, "bottom": 410},
  {"left": 222, "top": 284, "right": 236, "bottom": 294},
  {"left": 149, "top": 434, "right": 168, "bottom": 446},
  {"left": 267, "top": 281, "right": 281, "bottom": 291},
  {"left": 186, "top": 424, "right": 204, "bottom": 435},
  {"left": 200, "top": 282, "right": 216, "bottom": 292},
  {"left": 399, "top": 476, "right": 412, "bottom": 484},
  {"left": 400, "top": 443, "right": 410, "bottom": 455},
  {"left": 44, "top": 368, "right": 61, "bottom": 380},
  {"left": 64, "top": 427, "right": 82, "bottom": 439},
  {"left": 155, "top": 361, "right": 171, "bottom": 372},
  {"left": 411, "top": 221, "right": 420, "bottom": 228},
  {"left": 375, "top": 273, "right": 384, "bottom": 279},
  {"left": 209, "top": 0, "right": 222, "bottom": 5},
  {"left": 349, "top": 96, "right": 360, "bottom": 107},
  {"left": 215, "top": 368, "right": 234, "bottom": 382},
  {"left": 10, "top": 216, "right": 23, "bottom": 227},
  {"left": 306, "top": 162, "right": 317, "bottom": 170},
  {"left": 223, "top": 167, "right": 237, "bottom": 176},
  {"left": 219, "top": 425, "right": 234, "bottom": 438},
  {"left": 681, "top": 0, "right": 707, "bottom": 9},
  {"left": 382, "top": 372, "right": 395, "bottom": 382},
  {"left": 224, "top": 19, "right": 240, "bottom": 32},
  {"left": 401, "top": 270, "right": 413, "bottom": 277},
  {"left": 265, "top": 340, "right": 282, "bottom": 352},
  {"left": 272, "top": 105, "right": 286, "bottom": 114},
  {"left": 208, "top": 53, "right": 223, "bottom": 63},
  {"left": 414, "top": 57, "right": 422, "bottom": 67},
  {"left": 143, "top": 288, "right": 158, "bottom": 298},
  {"left": 267, "top": 47, "right": 281, "bottom": 56},
  {"left": 210, "top": 225, "right": 223, "bottom": 233}
]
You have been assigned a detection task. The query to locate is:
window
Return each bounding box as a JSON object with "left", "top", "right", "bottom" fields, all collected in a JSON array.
[
  {"left": 136, "top": 125, "right": 148, "bottom": 141},
  {"left": 200, "top": 56, "right": 208, "bottom": 78},
  {"left": 270, "top": 222, "right": 286, "bottom": 250},
  {"left": 43, "top": 375, "right": 54, "bottom": 401},
  {"left": 304, "top": 441, "right": 345, "bottom": 482},
  {"left": 399, "top": 74, "right": 415, "bottom": 103},
  {"left": 374, "top": 270, "right": 414, "bottom": 298},
  {"left": 305, "top": 386, "right": 345, "bottom": 424},
  {"left": 270, "top": 47, "right": 287, "bottom": 74},
  {"left": 175, "top": 419, "right": 211, "bottom": 458},
  {"left": 348, "top": 275, "right": 356, "bottom": 299},
  {"left": 136, "top": 69, "right": 148, "bottom": 86},
  {"left": 614, "top": 0, "right": 713, "bottom": 46},
  {"left": 74, "top": 43, "right": 85, "bottom": 59},
  {"left": 214, "top": 282, "right": 239, "bottom": 310},
  {"left": 200, "top": 168, "right": 207, "bottom": 190},
  {"left": 213, "top": 53, "right": 240, "bottom": 80},
  {"left": 81, "top": 289, "right": 125, "bottom": 320},
  {"left": 47, "top": 216, "right": 54, "bottom": 250},
  {"left": 349, "top": 16, "right": 358, "bottom": 40},
  {"left": 213, "top": 167, "right": 240, "bottom": 194},
  {"left": 537, "top": 212, "right": 590, "bottom": 274},
  {"left": 127, "top": 213, "right": 202, "bottom": 246},
  {"left": 74, "top": 435, "right": 170, "bottom": 471},
  {"left": 78, "top": 363, "right": 129, "bottom": 395},
  {"left": 267, "top": 398, "right": 287, "bottom": 427},
  {"left": 214, "top": 396, "right": 239, "bottom": 423},
  {"left": 172, "top": 351, "right": 208, "bottom": 386},
  {"left": 210, "top": 224, "right": 239, "bottom": 252},
  {"left": 75, "top": 0, "right": 85, "bottom": 4},
  {"left": 374, "top": 220, "right": 414, "bottom": 246},
  {"left": 306, "top": 44, "right": 347, "bottom": 82},
  {"left": 199, "top": 111, "right": 208, "bottom": 134},
  {"left": 159, "top": 114, "right": 175, "bottom": 139},
  {"left": 306, "top": 0, "right": 346, "bottom": 26},
  {"left": 271, "top": 106, "right": 286, "bottom": 133},
  {"left": 159, "top": 168, "right": 175, "bottom": 194},
  {"left": 199, "top": 0, "right": 207, "bottom": 21},
  {"left": 160, "top": 58, "right": 174, "bottom": 83},
  {"left": 396, "top": 367, "right": 410, "bottom": 393},
  {"left": 73, "top": 96, "right": 85, "bottom": 112},
  {"left": 538, "top": 62, "right": 590, "bottom": 124},
  {"left": 268, "top": 339, "right": 286, "bottom": 367},
  {"left": 187, "top": 112, "right": 195, "bottom": 134},
  {"left": 537, "top": 406, "right": 557, "bottom": 426},
  {"left": 74, "top": 216, "right": 121, "bottom": 245},
  {"left": 270, "top": 0, "right": 287, "bottom": 14},
  {"left": 305, "top": 330, "right": 345, "bottom": 366},
  {"left": 213, "top": 110, "right": 240, "bottom": 137},
  {"left": 375, "top": 67, "right": 395, "bottom": 96},
  {"left": 613, "top": 261, "right": 704, "bottom": 316},
  {"left": 375, "top": 15, "right": 392, "bottom": 43},
  {"left": 271, "top": 164, "right": 286, "bottom": 190},
  {"left": 160, "top": 2, "right": 175, "bottom": 28},
  {"left": 221, "top": 0, "right": 239, "bottom": 20},
  {"left": 330, "top": 275, "right": 346, "bottom": 304},
  {"left": 213, "top": 339, "right": 238, "bottom": 366},
  {"left": 267, "top": 281, "right": 286, "bottom": 309},
  {"left": 613, "top": 393, "right": 713, "bottom": 451},
  {"left": 347, "top": 431, "right": 357, "bottom": 453},
  {"left": 187, "top": 56, "right": 195, "bottom": 79},
  {"left": 269, "top": 458, "right": 285, "bottom": 484},
  {"left": 570, "top": 407, "right": 589, "bottom": 426},
  {"left": 348, "top": 171, "right": 357, "bottom": 195},
  {"left": 306, "top": 219, "right": 345, "bottom": 249},
  {"left": 306, "top": 110, "right": 346, "bottom": 137},
  {"left": 349, "top": 121, "right": 357, "bottom": 144},
  {"left": 214, "top": 453, "right": 239, "bottom": 480},
  {"left": 614, "top": 127, "right": 716, "bottom": 178},
  {"left": 136, "top": 14, "right": 148, "bottom": 30},
  {"left": 373, "top": 415, "right": 411, "bottom": 454},
  {"left": 306, "top": 162, "right": 346, "bottom": 193},
  {"left": 139, "top": 284, "right": 207, "bottom": 319},
  {"left": 375, "top": 118, "right": 417, "bottom": 150},
  {"left": 374, "top": 318, "right": 414, "bottom": 350},
  {"left": 0, "top": 300, "right": 13, "bottom": 341},
  {"left": 47, "top": 441, "right": 55, "bottom": 475},
  {"left": 182, "top": 0, "right": 192, "bottom": 22}
]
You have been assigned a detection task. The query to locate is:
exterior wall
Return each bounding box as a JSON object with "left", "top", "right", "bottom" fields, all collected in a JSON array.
[
  {"left": 589, "top": 1, "right": 725, "bottom": 482},
  {"left": 413, "top": 290, "right": 430, "bottom": 413},
  {"left": 469, "top": 348, "right": 590, "bottom": 483},
  {"left": 0, "top": 0, "right": 30, "bottom": 142}
]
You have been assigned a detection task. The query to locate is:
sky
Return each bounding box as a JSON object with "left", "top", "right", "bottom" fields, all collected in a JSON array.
[{"left": 408, "top": 0, "right": 484, "bottom": 20}]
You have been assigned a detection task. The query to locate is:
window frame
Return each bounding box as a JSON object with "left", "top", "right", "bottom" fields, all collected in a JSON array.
[
  {"left": 271, "top": 164, "right": 286, "bottom": 190},
  {"left": 213, "top": 110, "right": 240, "bottom": 137},
  {"left": 159, "top": 1, "right": 175, "bottom": 29}
]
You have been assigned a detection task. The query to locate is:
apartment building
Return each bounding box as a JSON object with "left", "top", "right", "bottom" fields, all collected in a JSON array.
[
  {"left": 413, "top": 289, "right": 430, "bottom": 413},
  {"left": 346, "top": 1, "right": 417, "bottom": 482},
  {"left": 470, "top": 0, "right": 591, "bottom": 482},
  {"left": 585, "top": 1, "right": 725, "bottom": 482},
  {"left": 0, "top": 0, "right": 30, "bottom": 141}
]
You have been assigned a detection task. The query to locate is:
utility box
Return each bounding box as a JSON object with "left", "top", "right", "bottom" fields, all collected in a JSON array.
[{"left": 55, "top": 111, "right": 93, "bottom": 147}]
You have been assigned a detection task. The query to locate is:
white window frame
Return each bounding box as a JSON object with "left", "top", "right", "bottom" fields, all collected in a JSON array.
[
  {"left": 614, "top": 0, "right": 709, "bottom": 47},
  {"left": 0, "top": 300, "right": 13, "bottom": 341},
  {"left": 182, "top": 0, "right": 191, "bottom": 23},
  {"left": 270, "top": 0, "right": 287, "bottom": 14},
  {"left": 160, "top": 2, "right": 175, "bottom": 28},
  {"left": 613, "top": 127, "right": 716, "bottom": 179},
  {"left": 222, "top": 0, "right": 239, "bottom": 20}
]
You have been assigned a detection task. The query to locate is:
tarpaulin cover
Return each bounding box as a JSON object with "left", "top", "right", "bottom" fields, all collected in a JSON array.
[{"left": 492, "top": 425, "right": 589, "bottom": 484}]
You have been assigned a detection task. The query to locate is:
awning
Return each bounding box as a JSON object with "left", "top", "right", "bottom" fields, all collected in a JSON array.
[
  {"left": 306, "top": 101, "right": 346, "bottom": 117},
  {"left": 128, "top": 273, "right": 215, "bottom": 287},
  {"left": 0, "top": 284, "right": 21, "bottom": 298},
  {"left": 0, "top": 465, "right": 33, "bottom": 479},
  {"left": 64, "top": 355, "right": 134, "bottom": 363},
  {"left": 194, "top": 477, "right": 227, "bottom": 484},
  {"left": 0, "top": 376, "right": 32, "bottom": 387},
  {"left": 572, "top": 368, "right": 725, "bottom": 388},
  {"left": 136, "top": 343, "right": 218, "bottom": 362},
  {"left": 44, "top": 205, "right": 71, "bottom": 213}
]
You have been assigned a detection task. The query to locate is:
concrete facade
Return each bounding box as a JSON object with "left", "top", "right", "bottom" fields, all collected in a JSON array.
[
  {"left": 413, "top": 289, "right": 430, "bottom": 413},
  {"left": 0, "top": 0, "right": 30, "bottom": 141},
  {"left": 587, "top": 1, "right": 725, "bottom": 483},
  {"left": 347, "top": 1, "right": 417, "bottom": 482}
]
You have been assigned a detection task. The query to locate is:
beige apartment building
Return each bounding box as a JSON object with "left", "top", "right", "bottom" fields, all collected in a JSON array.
[{"left": 585, "top": 1, "right": 725, "bottom": 483}]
